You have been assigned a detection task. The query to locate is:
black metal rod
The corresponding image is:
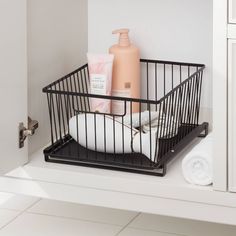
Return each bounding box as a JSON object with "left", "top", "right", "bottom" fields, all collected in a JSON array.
[{"left": 43, "top": 59, "right": 206, "bottom": 177}]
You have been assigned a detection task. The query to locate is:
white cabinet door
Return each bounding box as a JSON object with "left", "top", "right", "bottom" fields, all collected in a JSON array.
[
  {"left": 229, "top": 0, "right": 236, "bottom": 23},
  {"left": 0, "top": 0, "right": 28, "bottom": 174},
  {"left": 228, "top": 39, "right": 236, "bottom": 192}
]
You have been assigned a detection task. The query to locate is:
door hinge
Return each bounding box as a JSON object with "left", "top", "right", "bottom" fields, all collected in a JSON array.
[{"left": 19, "top": 117, "right": 39, "bottom": 148}]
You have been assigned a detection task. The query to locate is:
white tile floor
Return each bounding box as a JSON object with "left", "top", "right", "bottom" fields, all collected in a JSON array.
[{"left": 0, "top": 192, "right": 236, "bottom": 236}]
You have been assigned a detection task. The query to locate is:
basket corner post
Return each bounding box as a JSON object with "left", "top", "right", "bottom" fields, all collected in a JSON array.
[{"left": 198, "top": 122, "right": 209, "bottom": 138}]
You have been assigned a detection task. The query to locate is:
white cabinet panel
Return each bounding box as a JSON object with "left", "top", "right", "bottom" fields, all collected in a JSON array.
[
  {"left": 228, "top": 40, "right": 236, "bottom": 192},
  {"left": 27, "top": 0, "right": 88, "bottom": 155},
  {"left": 0, "top": 0, "right": 28, "bottom": 174},
  {"left": 228, "top": 24, "right": 236, "bottom": 38},
  {"left": 229, "top": 0, "right": 236, "bottom": 23},
  {"left": 213, "top": 0, "right": 228, "bottom": 191}
]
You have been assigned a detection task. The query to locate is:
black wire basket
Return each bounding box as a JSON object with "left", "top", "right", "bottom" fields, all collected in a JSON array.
[{"left": 43, "top": 59, "right": 208, "bottom": 176}]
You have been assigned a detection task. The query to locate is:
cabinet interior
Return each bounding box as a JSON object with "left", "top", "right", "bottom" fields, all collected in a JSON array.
[
  {"left": 5, "top": 0, "right": 236, "bottom": 223},
  {"left": 27, "top": 0, "right": 213, "bottom": 168}
]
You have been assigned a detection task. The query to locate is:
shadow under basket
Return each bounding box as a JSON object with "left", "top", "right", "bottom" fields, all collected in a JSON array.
[{"left": 43, "top": 59, "right": 209, "bottom": 177}]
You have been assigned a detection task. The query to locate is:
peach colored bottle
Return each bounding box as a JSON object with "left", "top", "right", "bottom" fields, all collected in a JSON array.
[{"left": 109, "top": 29, "right": 140, "bottom": 114}]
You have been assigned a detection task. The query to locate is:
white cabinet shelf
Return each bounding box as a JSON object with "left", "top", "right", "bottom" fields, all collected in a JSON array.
[{"left": 0, "top": 141, "right": 235, "bottom": 225}]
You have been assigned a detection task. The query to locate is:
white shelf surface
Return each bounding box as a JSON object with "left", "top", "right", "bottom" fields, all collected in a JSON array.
[{"left": 2, "top": 139, "right": 236, "bottom": 225}]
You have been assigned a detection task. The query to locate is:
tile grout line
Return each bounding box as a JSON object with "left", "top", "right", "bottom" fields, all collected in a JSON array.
[
  {"left": 20, "top": 198, "right": 42, "bottom": 212},
  {"left": 0, "top": 208, "right": 20, "bottom": 213},
  {"left": 115, "top": 212, "right": 141, "bottom": 236},
  {"left": 0, "top": 200, "right": 40, "bottom": 212},
  {"left": 0, "top": 196, "right": 140, "bottom": 228},
  {"left": 24, "top": 210, "right": 130, "bottom": 227},
  {"left": 128, "top": 226, "right": 188, "bottom": 236},
  {"left": 115, "top": 212, "right": 188, "bottom": 236},
  {"left": 0, "top": 197, "right": 42, "bottom": 231}
]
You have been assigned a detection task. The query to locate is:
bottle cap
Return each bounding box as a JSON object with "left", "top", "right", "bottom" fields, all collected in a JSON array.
[{"left": 112, "top": 29, "right": 131, "bottom": 47}]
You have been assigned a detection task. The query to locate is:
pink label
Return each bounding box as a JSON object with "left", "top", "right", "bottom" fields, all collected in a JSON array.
[{"left": 112, "top": 89, "right": 131, "bottom": 115}]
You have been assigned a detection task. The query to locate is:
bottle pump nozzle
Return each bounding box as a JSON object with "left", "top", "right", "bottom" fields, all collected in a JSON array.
[{"left": 112, "top": 29, "right": 131, "bottom": 47}]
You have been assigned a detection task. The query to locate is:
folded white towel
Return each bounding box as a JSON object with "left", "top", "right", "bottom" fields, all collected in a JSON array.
[
  {"left": 116, "top": 110, "right": 159, "bottom": 128},
  {"left": 182, "top": 134, "right": 213, "bottom": 186},
  {"left": 116, "top": 110, "right": 180, "bottom": 139},
  {"left": 142, "top": 113, "right": 179, "bottom": 139}
]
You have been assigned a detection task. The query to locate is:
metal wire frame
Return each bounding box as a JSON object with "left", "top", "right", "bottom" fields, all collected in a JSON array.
[{"left": 43, "top": 59, "right": 208, "bottom": 176}]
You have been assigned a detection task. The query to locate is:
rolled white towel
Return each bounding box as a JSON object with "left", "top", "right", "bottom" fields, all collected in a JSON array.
[{"left": 182, "top": 134, "right": 213, "bottom": 186}]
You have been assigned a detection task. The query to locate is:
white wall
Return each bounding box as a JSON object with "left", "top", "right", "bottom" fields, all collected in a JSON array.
[
  {"left": 28, "top": 0, "right": 213, "bottom": 154},
  {"left": 28, "top": 0, "right": 88, "bottom": 154},
  {"left": 88, "top": 0, "right": 213, "bottom": 118}
]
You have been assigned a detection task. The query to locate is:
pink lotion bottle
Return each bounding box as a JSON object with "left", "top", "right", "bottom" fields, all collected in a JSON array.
[{"left": 109, "top": 29, "right": 140, "bottom": 114}]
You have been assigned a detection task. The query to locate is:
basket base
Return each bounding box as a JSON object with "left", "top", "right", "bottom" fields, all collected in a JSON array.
[{"left": 44, "top": 123, "right": 208, "bottom": 177}]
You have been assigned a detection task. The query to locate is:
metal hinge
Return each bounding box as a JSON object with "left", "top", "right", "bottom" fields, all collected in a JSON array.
[{"left": 19, "top": 117, "right": 39, "bottom": 148}]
